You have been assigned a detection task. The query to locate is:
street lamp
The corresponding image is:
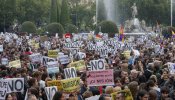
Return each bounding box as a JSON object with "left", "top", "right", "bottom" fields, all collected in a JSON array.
[{"left": 171, "top": 0, "right": 175, "bottom": 27}]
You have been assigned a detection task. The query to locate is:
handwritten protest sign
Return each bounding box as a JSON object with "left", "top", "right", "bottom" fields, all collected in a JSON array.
[
  {"left": 6, "top": 78, "right": 24, "bottom": 93},
  {"left": 168, "top": 63, "right": 175, "bottom": 74},
  {"left": 58, "top": 55, "right": 70, "bottom": 64},
  {"left": 61, "top": 77, "right": 80, "bottom": 93},
  {"left": 123, "top": 50, "right": 131, "bottom": 59},
  {"left": 48, "top": 50, "right": 58, "bottom": 58},
  {"left": 68, "top": 60, "right": 86, "bottom": 71},
  {"left": 29, "top": 53, "right": 42, "bottom": 63},
  {"left": 0, "top": 79, "right": 8, "bottom": 99},
  {"left": 78, "top": 52, "right": 86, "bottom": 59},
  {"left": 47, "top": 80, "right": 63, "bottom": 91},
  {"left": 1, "top": 58, "right": 8, "bottom": 65},
  {"left": 9, "top": 60, "right": 21, "bottom": 68},
  {"left": 47, "top": 61, "right": 59, "bottom": 74},
  {"left": 0, "top": 45, "right": 3, "bottom": 52},
  {"left": 86, "top": 69, "right": 114, "bottom": 86},
  {"left": 87, "top": 59, "right": 105, "bottom": 71},
  {"left": 45, "top": 86, "right": 57, "bottom": 100},
  {"left": 64, "top": 67, "right": 77, "bottom": 79},
  {"left": 42, "top": 56, "right": 56, "bottom": 66}
]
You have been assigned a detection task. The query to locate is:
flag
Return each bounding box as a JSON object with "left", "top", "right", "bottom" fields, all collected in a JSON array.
[
  {"left": 172, "top": 30, "right": 175, "bottom": 38},
  {"left": 119, "top": 25, "right": 124, "bottom": 42}
]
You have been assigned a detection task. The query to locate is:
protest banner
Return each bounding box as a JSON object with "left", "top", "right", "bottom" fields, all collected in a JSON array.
[
  {"left": 45, "top": 86, "right": 57, "bottom": 100},
  {"left": 68, "top": 60, "right": 86, "bottom": 71},
  {"left": 6, "top": 78, "right": 24, "bottom": 93},
  {"left": 99, "top": 49, "right": 108, "bottom": 58},
  {"left": 64, "top": 67, "right": 77, "bottom": 79},
  {"left": 58, "top": 55, "right": 70, "bottom": 64},
  {"left": 28, "top": 63, "right": 40, "bottom": 71},
  {"left": 111, "top": 89, "right": 133, "bottom": 100},
  {"left": 9, "top": 60, "right": 21, "bottom": 68},
  {"left": 78, "top": 52, "right": 86, "bottom": 59},
  {"left": 86, "top": 69, "right": 114, "bottom": 86},
  {"left": 34, "top": 43, "right": 39, "bottom": 49},
  {"left": 47, "top": 80, "right": 63, "bottom": 91},
  {"left": 61, "top": 77, "right": 80, "bottom": 93},
  {"left": 0, "top": 45, "right": 3, "bottom": 52},
  {"left": 0, "top": 79, "right": 8, "bottom": 99},
  {"left": 29, "top": 53, "right": 42, "bottom": 63},
  {"left": 69, "top": 48, "right": 79, "bottom": 55},
  {"left": 123, "top": 50, "right": 131, "bottom": 59},
  {"left": 48, "top": 50, "right": 58, "bottom": 58},
  {"left": 47, "top": 61, "right": 59, "bottom": 74},
  {"left": 42, "top": 56, "right": 56, "bottom": 66},
  {"left": 168, "top": 63, "right": 175, "bottom": 74},
  {"left": 87, "top": 59, "right": 105, "bottom": 71},
  {"left": 1, "top": 58, "right": 8, "bottom": 65}
]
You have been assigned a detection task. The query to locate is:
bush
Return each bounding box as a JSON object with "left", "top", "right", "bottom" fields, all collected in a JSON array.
[
  {"left": 46, "top": 23, "right": 64, "bottom": 36},
  {"left": 162, "top": 26, "right": 175, "bottom": 38},
  {"left": 64, "top": 24, "right": 78, "bottom": 33},
  {"left": 21, "top": 21, "right": 36, "bottom": 33},
  {"left": 95, "top": 20, "right": 118, "bottom": 37}
]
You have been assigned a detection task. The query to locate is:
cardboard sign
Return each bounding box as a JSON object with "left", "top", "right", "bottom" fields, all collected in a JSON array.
[
  {"left": 48, "top": 50, "right": 58, "bottom": 58},
  {"left": 6, "top": 78, "right": 24, "bottom": 93},
  {"left": 47, "top": 80, "right": 63, "bottom": 91},
  {"left": 87, "top": 59, "right": 105, "bottom": 71},
  {"left": 28, "top": 63, "right": 40, "bottom": 71},
  {"left": 86, "top": 69, "right": 114, "bottom": 86},
  {"left": 29, "top": 53, "right": 42, "bottom": 63},
  {"left": 0, "top": 45, "right": 3, "bottom": 52},
  {"left": 42, "top": 56, "right": 56, "bottom": 66},
  {"left": 99, "top": 49, "right": 108, "bottom": 58},
  {"left": 168, "top": 63, "right": 175, "bottom": 74},
  {"left": 1, "top": 58, "right": 8, "bottom": 65},
  {"left": 9, "top": 60, "right": 21, "bottom": 68},
  {"left": 0, "top": 79, "right": 8, "bottom": 99},
  {"left": 45, "top": 86, "right": 57, "bottom": 100},
  {"left": 47, "top": 61, "right": 59, "bottom": 74},
  {"left": 61, "top": 77, "right": 80, "bottom": 92},
  {"left": 58, "top": 55, "right": 70, "bottom": 64},
  {"left": 64, "top": 67, "right": 77, "bottom": 79},
  {"left": 69, "top": 48, "right": 79, "bottom": 55},
  {"left": 68, "top": 60, "right": 86, "bottom": 71}
]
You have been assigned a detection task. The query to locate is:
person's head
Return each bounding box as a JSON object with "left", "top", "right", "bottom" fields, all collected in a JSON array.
[
  {"left": 121, "top": 76, "right": 130, "bottom": 84},
  {"left": 121, "top": 71, "right": 128, "bottom": 78},
  {"left": 27, "top": 94, "right": 37, "bottom": 100},
  {"left": 114, "top": 78, "right": 122, "bottom": 87},
  {"left": 149, "top": 90, "right": 158, "bottom": 100},
  {"left": 105, "top": 86, "right": 113, "bottom": 94},
  {"left": 55, "top": 73, "right": 64, "bottom": 80},
  {"left": 161, "top": 86, "right": 169, "bottom": 99},
  {"left": 28, "top": 87, "right": 39, "bottom": 98},
  {"left": 130, "top": 69, "right": 138, "bottom": 79},
  {"left": 28, "top": 78, "right": 38, "bottom": 87},
  {"left": 52, "top": 91, "right": 64, "bottom": 100},
  {"left": 32, "top": 71, "right": 42, "bottom": 81},
  {"left": 82, "top": 91, "right": 93, "bottom": 99},
  {"left": 113, "top": 86, "right": 122, "bottom": 92},
  {"left": 128, "top": 81, "right": 138, "bottom": 99},
  {"left": 137, "top": 90, "right": 149, "bottom": 100},
  {"left": 5, "top": 93, "right": 13, "bottom": 100}
]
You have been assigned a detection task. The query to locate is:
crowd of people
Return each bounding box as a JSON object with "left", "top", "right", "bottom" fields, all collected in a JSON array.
[{"left": 0, "top": 32, "right": 175, "bottom": 100}]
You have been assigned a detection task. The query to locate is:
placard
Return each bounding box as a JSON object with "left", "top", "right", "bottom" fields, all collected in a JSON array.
[
  {"left": 1, "top": 58, "right": 8, "bottom": 65},
  {"left": 78, "top": 52, "right": 86, "bottom": 59},
  {"left": 0, "top": 79, "right": 8, "bottom": 99},
  {"left": 168, "top": 63, "right": 175, "bottom": 74},
  {"left": 64, "top": 67, "right": 77, "bottom": 79},
  {"left": 47, "top": 61, "right": 59, "bottom": 74},
  {"left": 48, "top": 50, "right": 58, "bottom": 58},
  {"left": 47, "top": 80, "right": 62, "bottom": 91},
  {"left": 87, "top": 59, "right": 105, "bottom": 71},
  {"left": 29, "top": 53, "right": 42, "bottom": 63},
  {"left": 85, "top": 95, "right": 100, "bottom": 100},
  {"left": 68, "top": 60, "right": 86, "bottom": 71},
  {"left": 0, "top": 45, "right": 3, "bottom": 52},
  {"left": 61, "top": 77, "right": 80, "bottom": 93},
  {"left": 58, "top": 55, "right": 70, "bottom": 64},
  {"left": 42, "top": 56, "right": 56, "bottom": 66},
  {"left": 6, "top": 78, "right": 24, "bottom": 93},
  {"left": 9, "top": 60, "right": 21, "bottom": 68},
  {"left": 45, "top": 86, "right": 57, "bottom": 100},
  {"left": 86, "top": 69, "right": 114, "bottom": 86}
]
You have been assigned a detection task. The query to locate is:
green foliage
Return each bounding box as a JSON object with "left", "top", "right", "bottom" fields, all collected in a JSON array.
[
  {"left": 162, "top": 26, "right": 175, "bottom": 38},
  {"left": 64, "top": 24, "right": 78, "bottom": 33},
  {"left": 21, "top": 21, "right": 36, "bottom": 33},
  {"left": 36, "top": 28, "right": 45, "bottom": 34},
  {"left": 95, "top": 20, "right": 118, "bottom": 37},
  {"left": 50, "top": 0, "right": 58, "bottom": 23},
  {"left": 46, "top": 23, "right": 64, "bottom": 36},
  {"left": 60, "top": 0, "right": 70, "bottom": 26}
]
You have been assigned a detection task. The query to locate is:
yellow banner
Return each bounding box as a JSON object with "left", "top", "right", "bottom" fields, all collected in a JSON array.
[
  {"left": 47, "top": 80, "right": 63, "bottom": 91},
  {"left": 111, "top": 89, "right": 133, "bottom": 100},
  {"left": 48, "top": 50, "right": 58, "bottom": 58},
  {"left": 9, "top": 60, "right": 21, "bottom": 68},
  {"left": 68, "top": 60, "right": 85, "bottom": 71},
  {"left": 61, "top": 77, "right": 80, "bottom": 93},
  {"left": 34, "top": 43, "right": 39, "bottom": 49}
]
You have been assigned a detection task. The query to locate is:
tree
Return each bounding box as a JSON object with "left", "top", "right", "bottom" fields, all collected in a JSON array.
[
  {"left": 60, "top": 0, "right": 70, "bottom": 26},
  {"left": 46, "top": 22, "right": 64, "bottom": 36},
  {"left": 64, "top": 24, "right": 78, "bottom": 33},
  {"left": 162, "top": 26, "right": 175, "bottom": 38},
  {"left": 20, "top": 21, "right": 36, "bottom": 33},
  {"left": 95, "top": 20, "right": 118, "bottom": 37},
  {"left": 50, "top": 0, "right": 58, "bottom": 23}
]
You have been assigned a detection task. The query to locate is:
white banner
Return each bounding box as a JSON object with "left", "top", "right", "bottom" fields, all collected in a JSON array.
[
  {"left": 87, "top": 59, "right": 105, "bottom": 71},
  {"left": 45, "top": 86, "right": 57, "bottom": 100},
  {"left": 64, "top": 67, "right": 77, "bottom": 79},
  {"left": 0, "top": 45, "right": 3, "bottom": 52},
  {"left": 29, "top": 53, "right": 42, "bottom": 63}
]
